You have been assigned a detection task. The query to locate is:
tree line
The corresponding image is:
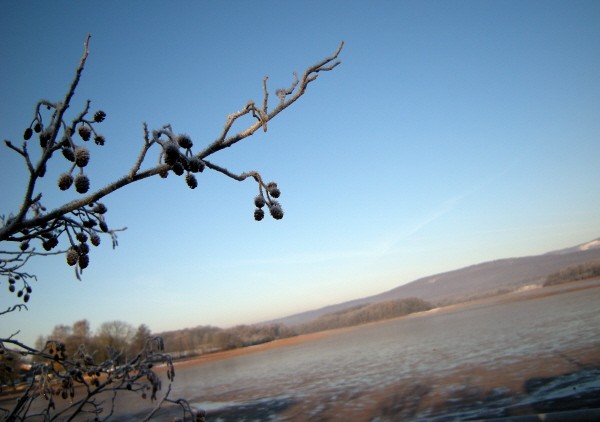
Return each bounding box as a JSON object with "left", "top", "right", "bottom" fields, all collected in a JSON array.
[
  {"left": 159, "top": 323, "right": 297, "bottom": 358},
  {"left": 295, "top": 297, "right": 433, "bottom": 334},
  {"left": 2, "top": 319, "right": 151, "bottom": 389},
  {"left": 544, "top": 261, "right": 600, "bottom": 286},
  {"left": 32, "top": 320, "right": 151, "bottom": 365}
]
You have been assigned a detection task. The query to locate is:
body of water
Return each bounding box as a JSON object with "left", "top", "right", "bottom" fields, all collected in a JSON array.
[{"left": 153, "top": 280, "right": 600, "bottom": 421}]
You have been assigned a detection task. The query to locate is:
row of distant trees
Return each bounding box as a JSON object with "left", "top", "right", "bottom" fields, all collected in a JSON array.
[
  {"left": 2, "top": 320, "right": 297, "bottom": 384},
  {"left": 159, "top": 324, "right": 296, "bottom": 357},
  {"left": 0, "top": 322, "right": 297, "bottom": 390},
  {"left": 296, "top": 297, "right": 433, "bottom": 334},
  {"left": 544, "top": 261, "right": 600, "bottom": 286},
  {"left": 2, "top": 319, "right": 150, "bottom": 389},
  {"left": 32, "top": 320, "right": 151, "bottom": 365}
]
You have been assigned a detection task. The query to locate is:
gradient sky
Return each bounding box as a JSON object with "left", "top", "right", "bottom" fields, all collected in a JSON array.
[{"left": 1, "top": 1, "right": 599, "bottom": 346}]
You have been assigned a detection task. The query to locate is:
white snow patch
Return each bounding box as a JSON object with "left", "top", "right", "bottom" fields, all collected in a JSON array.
[
  {"left": 514, "top": 284, "right": 541, "bottom": 293},
  {"left": 578, "top": 239, "right": 600, "bottom": 251}
]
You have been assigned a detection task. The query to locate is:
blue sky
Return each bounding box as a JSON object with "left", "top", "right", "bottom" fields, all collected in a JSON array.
[{"left": 1, "top": 1, "right": 599, "bottom": 346}]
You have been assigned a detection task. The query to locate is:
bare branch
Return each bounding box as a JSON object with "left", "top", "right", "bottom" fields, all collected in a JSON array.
[
  {"left": 4, "top": 35, "right": 93, "bottom": 240},
  {"left": 4, "top": 139, "right": 26, "bottom": 157},
  {"left": 0, "top": 304, "right": 28, "bottom": 317},
  {"left": 54, "top": 34, "right": 92, "bottom": 145},
  {"left": 197, "top": 41, "right": 344, "bottom": 159},
  {"left": 142, "top": 384, "right": 172, "bottom": 421},
  {"left": 262, "top": 76, "right": 269, "bottom": 115},
  {"left": 128, "top": 123, "right": 156, "bottom": 179},
  {"left": 203, "top": 159, "right": 258, "bottom": 182}
]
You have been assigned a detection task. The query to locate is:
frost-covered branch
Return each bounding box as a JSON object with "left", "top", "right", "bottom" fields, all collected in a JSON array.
[
  {"left": 0, "top": 335, "right": 202, "bottom": 421},
  {"left": 0, "top": 35, "right": 343, "bottom": 301},
  {"left": 0, "top": 33, "right": 342, "bottom": 420}
]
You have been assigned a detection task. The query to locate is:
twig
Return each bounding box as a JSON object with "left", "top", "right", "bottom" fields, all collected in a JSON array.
[{"left": 142, "top": 384, "right": 172, "bottom": 421}]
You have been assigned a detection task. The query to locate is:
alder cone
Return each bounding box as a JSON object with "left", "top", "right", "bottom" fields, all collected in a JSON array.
[
  {"left": 58, "top": 173, "right": 74, "bottom": 191},
  {"left": 269, "top": 204, "right": 284, "bottom": 220},
  {"left": 66, "top": 249, "right": 79, "bottom": 266},
  {"left": 78, "top": 254, "right": 90, "bottom": 269},
  {"left": 75, "top": 147, "right": 90, "bottom": 168},
  {"left": 78, "top": 126, "right": 91, "bottom": 141},
  {"left": 186, "top": 173, "right": 198, "bottom": 189},
  {"left": 177, "top": 134, "right": 193, "bottom": 149},
  {"left": 164, "top": 143, "right": 180, "bottom": 165},
  {"left": 90, "top": 234, "right": 101, "bottom": 246},
  {"left": 254, "top": 208, "right": 265, "bottom": 221},
  {"left": 93, "top": 110, "right": 106, "bottom": 122},
  {"left": 62, "top": 148, "right": 75, "bottom": 162},
  {"left": 74, "top": 174, "right": 90, "bottom": 194},
  {"left": 188, "top": 157, "right": 204, "bottom": 173},
  {"left": 254, "top": 195, "right": 266, "bottom": 208}
]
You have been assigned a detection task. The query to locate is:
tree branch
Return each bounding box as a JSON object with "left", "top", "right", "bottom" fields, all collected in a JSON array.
[{"left": 197, "top": 41, "right": 344, "bottom": 159}]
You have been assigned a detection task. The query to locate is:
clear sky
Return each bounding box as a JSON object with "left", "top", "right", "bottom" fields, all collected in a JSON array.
[{"left": 1, "top": 1, "right": 599, "bottom": 346}]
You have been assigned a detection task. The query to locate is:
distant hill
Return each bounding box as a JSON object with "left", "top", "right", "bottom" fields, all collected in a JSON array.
[
  {"left": 272, "top": 238, "right": 600, "bottom": 326},
  {"left": 545, "top": 238, "right": 600, "bottom": 255}
]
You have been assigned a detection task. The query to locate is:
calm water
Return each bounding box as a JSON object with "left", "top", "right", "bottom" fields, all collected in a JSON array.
[{"left": 164, "top": 280, "right": 600, "bottom": 421}]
